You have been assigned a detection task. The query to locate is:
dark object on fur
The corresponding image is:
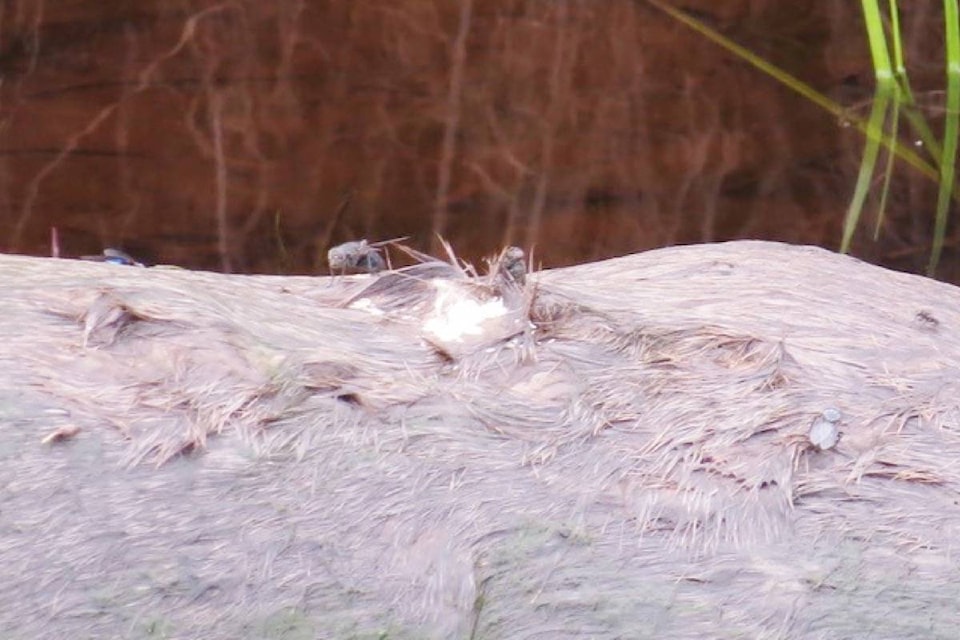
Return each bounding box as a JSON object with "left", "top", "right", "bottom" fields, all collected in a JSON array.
[
  {"left": 2, "top": 241, "right": 960, "bottom": 639},
  {"left": 79, "top": 248, "right": 144, "bottom": 267},
  {"left": 327, "top": 237, "right": 408, "bottom": 275},
  {"left": 495, "top": 245, "right": 527, "bottom": 286},
  {"left": 327, "top": 239, "right": 385, "bottom": 274}
]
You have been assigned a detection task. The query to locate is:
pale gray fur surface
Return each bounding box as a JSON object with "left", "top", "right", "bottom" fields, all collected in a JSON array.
[{"left": 1, "top": 241, "right": 958, "bottom": 639}]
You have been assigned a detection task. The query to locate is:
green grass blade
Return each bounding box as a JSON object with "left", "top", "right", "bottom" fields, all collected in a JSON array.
[
  {"left": 875, "top": 88, "right": 901, "bottom": 239},
  {"left": 861, "top": 0, "right": 893, "bottom": 79},
  {"left": 884, "top": 0, "right": 943, "bottom": 162},
  {"left": 872, "top": 0, "right": 941, "bottom": 163},
  {"left": 928, "top": 0, "right": 960, "bottom": 275},
  {"left": 887, "top": 0, "right": 905, "bottom": 71},
  {"left": 643, "top": 0, "right": 940, "bottom": 184},
  {"left": 855, "top": 0, "right": 898, "bottom": 247},
  {"left": 646, "top": 0, "right": 960, "bottom": 270},
  {"left": 843, "top": 88, "right": 892, "bottom": 252},
  {"left": 897, "top": 90, "right": 943, "bottom": 163}
]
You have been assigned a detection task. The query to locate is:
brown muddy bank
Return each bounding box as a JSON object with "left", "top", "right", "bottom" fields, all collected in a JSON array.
[{"left": 1, "top": 241, "right": 959, "bottom": 639}]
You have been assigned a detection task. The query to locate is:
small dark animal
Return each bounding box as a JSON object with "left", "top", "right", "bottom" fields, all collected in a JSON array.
[
  {"left": 327, "top": 237, "right": 407, "bottom": 275},
  {"left": 493, "top": 246, "right": 527, "bottom": 286},
  {"left": 914, "top": 309, "right": 940, "bottom": 331}
]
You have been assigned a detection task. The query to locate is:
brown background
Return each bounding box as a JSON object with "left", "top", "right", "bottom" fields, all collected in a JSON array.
[{"left": 0, "top": 1, "right": 954, "bottom": 278}]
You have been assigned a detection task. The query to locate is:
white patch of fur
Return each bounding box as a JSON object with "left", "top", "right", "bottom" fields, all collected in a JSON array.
[
  {"left": 348, "top": 297, "right": 385, "bottom": 316},
  {"left": 424, "top": 279, "right": 507, "bottom": 343}
]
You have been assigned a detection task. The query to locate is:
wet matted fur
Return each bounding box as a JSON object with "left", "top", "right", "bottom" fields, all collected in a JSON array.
[{"left": 1, "top": 241, "right": 958, "bottom": 638}]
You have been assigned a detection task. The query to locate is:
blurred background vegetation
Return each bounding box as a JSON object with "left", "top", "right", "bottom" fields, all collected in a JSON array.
[{"left": 0, "top": 1, "right": 957, "bottom": 280}]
